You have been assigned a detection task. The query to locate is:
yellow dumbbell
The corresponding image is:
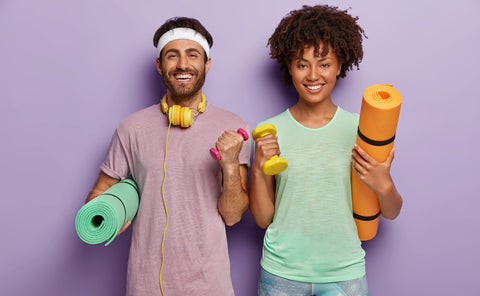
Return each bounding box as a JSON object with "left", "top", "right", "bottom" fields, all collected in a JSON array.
[{"left": 252, "top": 124, "right": 288, "bottom": 175}]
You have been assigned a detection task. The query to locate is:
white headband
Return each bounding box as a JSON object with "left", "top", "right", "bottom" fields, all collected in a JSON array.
[{"left": 157, "top": 27, "right": 210, "bottom": 58}]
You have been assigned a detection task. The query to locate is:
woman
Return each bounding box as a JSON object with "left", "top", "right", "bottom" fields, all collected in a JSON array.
[{"left": 250, "top": 5, "right": 403, "bottom": 296}]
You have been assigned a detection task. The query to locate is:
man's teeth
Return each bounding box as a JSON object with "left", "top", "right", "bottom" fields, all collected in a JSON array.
[
  {"left": 176, "top": 74, "right": 192, "bottom": 80},
  {"left": 307, "top": 85, "right": 322, "bottom": 90}
]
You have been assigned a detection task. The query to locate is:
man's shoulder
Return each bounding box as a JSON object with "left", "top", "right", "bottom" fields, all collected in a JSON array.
[
  {"left": 117, "top": 104, "right": 160, "bottom": 131},
  {"left": 126, "top": 104, "right": 160, "bottom": 120},
  {"left": 205, "top": 103, "right": 247, "bottom": 124}
]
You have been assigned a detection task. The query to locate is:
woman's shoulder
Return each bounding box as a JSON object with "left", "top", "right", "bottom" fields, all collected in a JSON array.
[
  {"left": 336, "top": 107, "right": 359, "bottom": 126},
  {"left": 257, "top": 109, "right": 290, "bottom": 127}
]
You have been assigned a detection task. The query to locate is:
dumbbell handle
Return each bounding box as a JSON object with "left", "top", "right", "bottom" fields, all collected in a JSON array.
[
  {"left": 252, "top": 124, "right": 276, "bottom": 140},
  {"left": 210, "top": 128, "right": 249, "bottom": 161}
]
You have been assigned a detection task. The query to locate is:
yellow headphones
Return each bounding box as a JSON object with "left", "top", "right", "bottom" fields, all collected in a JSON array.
[{"left": 161, "top": 94, "right": 206, "bottom": 128}]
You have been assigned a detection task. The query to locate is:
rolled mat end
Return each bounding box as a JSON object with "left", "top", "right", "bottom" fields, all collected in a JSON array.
[{"left": 75, "top": 179, "right": 139, "bottom": 246}]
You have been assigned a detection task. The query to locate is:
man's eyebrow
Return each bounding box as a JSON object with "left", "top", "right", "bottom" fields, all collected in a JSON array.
[
  {"left": 164, "top": 48, "right": 202, "bottom": 56},
  {"left": 185, "top": 48, "right": 202, "bottom": 54},
  {"left": 164, "top": 48, "right": 180, "bottom": 56}
]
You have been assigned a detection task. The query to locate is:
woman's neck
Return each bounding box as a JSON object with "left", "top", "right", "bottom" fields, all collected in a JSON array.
[{"left": 289, "top": 98, "right": 338, "bottom": 128}]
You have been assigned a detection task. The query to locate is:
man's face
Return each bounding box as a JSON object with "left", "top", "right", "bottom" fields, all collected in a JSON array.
[{"left": 157, "top": 39, "right": 211, "bottom": 100}]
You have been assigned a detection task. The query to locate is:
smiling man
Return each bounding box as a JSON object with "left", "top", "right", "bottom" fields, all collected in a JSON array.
[{"left": 84, "top": 17, "right": 251, "bottom": 296}]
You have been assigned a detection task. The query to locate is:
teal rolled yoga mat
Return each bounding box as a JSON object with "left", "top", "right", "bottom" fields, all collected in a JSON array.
[{"left": 75, "top": 179, "right": 139, "bottom": 246}]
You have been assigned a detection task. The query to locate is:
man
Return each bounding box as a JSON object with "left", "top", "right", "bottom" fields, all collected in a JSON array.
[{"left": 86, "top": 16, "right": 251, "bottom": 295}]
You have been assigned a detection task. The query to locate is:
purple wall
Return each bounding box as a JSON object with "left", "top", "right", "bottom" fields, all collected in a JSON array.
[{"left": 1, "top": 0, "right": 479, "bottom": 295}]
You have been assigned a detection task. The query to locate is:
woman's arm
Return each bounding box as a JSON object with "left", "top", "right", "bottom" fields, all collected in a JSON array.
[
  {"left": 352, "top": 144, "right": 403, "bottom": 219},
  {"left": 249, "top": 134, "right": 280, "bottom": 229}
]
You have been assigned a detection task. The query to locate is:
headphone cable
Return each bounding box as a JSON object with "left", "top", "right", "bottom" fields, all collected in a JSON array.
[{"left": 159, "top": 121, "right": 171, "bottom": 296}]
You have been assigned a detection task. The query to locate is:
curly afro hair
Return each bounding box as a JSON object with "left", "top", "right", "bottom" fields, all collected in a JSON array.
[{"left": 268, "top": 5, "right": 367, "bottom": 85}]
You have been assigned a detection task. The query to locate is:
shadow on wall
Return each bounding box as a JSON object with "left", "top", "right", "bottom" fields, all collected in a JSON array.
[
  {"left": 61, "top": 230, "right": 131, "bottom": 296},
  {"left": 7, "top": 207, "right": 132, "bottom": 296},
  {"left": 264, "top": 60, "right": 298, "bottom": 110},
  {"left": 143, "top": 57, "right": 167, "bottom": 107},
  {"left": 362, "top": 217, "right": 386, "bottom": 249},
  {"left": 226, "top": 211, "right": 265, "bottom": 295}
]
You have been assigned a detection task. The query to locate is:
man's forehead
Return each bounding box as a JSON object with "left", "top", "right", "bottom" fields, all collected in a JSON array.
[{"left": 162, "top": 39, "right": 204, "bottom": 53}]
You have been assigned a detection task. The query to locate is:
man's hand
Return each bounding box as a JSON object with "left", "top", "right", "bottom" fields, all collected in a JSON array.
[
  {"left": 215, "top": 130, "right": 245, "bottom": 166},
  {"left": 86, "top": 172, "right": 131, "bottom": 237}
]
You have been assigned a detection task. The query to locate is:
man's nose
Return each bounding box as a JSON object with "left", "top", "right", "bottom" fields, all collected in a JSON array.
[{"left": 176, "top": 55, "right": 188, "bottom": 69}]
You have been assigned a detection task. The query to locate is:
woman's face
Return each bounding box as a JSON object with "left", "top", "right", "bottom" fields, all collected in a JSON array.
[{"left": 289, "top": 44, "right": 341, "bottom": 106}]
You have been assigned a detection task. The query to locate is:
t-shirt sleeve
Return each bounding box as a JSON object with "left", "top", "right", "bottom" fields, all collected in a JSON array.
[{"left": 100, "top": 128, "right": 131, "bottom": 180}]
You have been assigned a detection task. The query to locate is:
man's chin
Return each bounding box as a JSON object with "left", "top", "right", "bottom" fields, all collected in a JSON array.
[
  {"left": 170, "top": 89, "right": 197, "bottom": 99},
  {"left": 169, "top": 83, "right": 204, "bottom": 98}
]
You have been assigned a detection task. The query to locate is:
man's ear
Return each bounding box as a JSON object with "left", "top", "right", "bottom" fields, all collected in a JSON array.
[
  {"left": 205, "top": 57, "right": 212, "bottom": 74},
  {"left": 156, "top": 58, "right": 162, "bottom": 75}
]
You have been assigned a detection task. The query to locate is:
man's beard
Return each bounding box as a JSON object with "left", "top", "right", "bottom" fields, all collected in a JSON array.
[{"left": 161, "top": 66, "right": 206, "bottom": 101}]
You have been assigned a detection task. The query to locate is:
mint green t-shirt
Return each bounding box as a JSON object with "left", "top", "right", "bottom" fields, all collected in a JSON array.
[{"left": 259, "top": 107, "right": 366, "bottom": 283}]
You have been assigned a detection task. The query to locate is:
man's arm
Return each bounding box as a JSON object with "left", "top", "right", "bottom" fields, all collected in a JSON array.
[
  {"left": 218, "top": 164, "right": 249, "bottom": 226},
  {"left": 86, "top": 171, "right": 119, "bottom": 203},
  {"left": 215, "top": 130, "right": 250, "bottom": 226},
  {"left": 86, "top": 171, "right": 131, "bottom": 234}
]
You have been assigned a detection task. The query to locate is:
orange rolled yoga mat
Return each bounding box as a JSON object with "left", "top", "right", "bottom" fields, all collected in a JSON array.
[{"left": 352, "top": 84, "right": 402, "bottom": 241}]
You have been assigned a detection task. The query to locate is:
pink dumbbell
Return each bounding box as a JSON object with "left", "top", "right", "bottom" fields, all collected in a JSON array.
[{"left": 210, "top": 128, "right": 249, "bottom": 161}]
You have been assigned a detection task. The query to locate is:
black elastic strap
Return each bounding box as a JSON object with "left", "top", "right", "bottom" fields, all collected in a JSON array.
[
  {"left": 353, "top": 211, "right": 381, "bottom": 221},
  {"left": 357, "top": 127, "right": 395, "bottom": 146},
  {"left": 121, "top": 179, "right": 139, "bottom": 195},
  {"left": 100, "top": 180, "right": 138, "bottom": 225},
  {"left": 102, "top": 193, "right": 128, "bottom": 223}
]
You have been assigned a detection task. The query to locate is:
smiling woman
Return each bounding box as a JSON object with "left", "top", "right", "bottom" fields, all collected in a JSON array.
[
  {"left": 288, "top": 44, "right": 341, "bottom": 128},
  {"left": 249, "top": 5, "right": 402, "bottom": 296}
]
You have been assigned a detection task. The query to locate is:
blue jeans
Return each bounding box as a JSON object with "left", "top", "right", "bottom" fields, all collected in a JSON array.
[{"left": 258, "top": 268, "right": 369, "bottom": 296}]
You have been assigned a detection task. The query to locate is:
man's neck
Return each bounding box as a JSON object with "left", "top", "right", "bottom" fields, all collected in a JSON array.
[{"left": 166, "top": 91, "right": 203, "bottom": 109}]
